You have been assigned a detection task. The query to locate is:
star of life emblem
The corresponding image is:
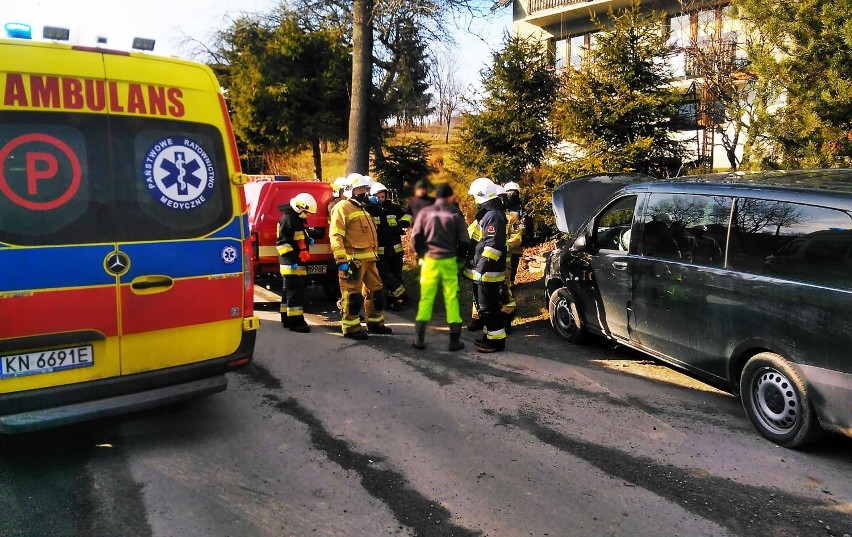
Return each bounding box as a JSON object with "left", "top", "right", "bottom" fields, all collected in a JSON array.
[{"left": 144, "top": 136, "right": 215, "bottom": 210}]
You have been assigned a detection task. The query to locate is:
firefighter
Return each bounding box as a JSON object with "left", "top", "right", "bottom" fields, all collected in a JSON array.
[
  {"left": 327, "top": 176, "right": 350, "bottom": 216},
  {"left": 463, "top": 177, "right": 508, "bottom": 353},
  {"left": 330, "top": 174, "right": 392, "bottom": 340},
  {"left": 368, "top": 182, "right": 410, "bottom": 311},
  {"left": 499, "top": 181, "right": 527, "bottom": 332},
  {"left": 400, "top": 179, "right": 435, "bottom": 227},
  {"left": 276, "top": 192, "right": 318, "bottom": 333}
]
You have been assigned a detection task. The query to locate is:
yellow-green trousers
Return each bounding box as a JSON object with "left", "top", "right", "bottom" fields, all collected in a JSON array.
[{"left": 416, "top": 256, "right": 462, "bottom": 324}]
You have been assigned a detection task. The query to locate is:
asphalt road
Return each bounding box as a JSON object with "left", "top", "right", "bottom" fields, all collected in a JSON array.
[{"left": 1, "top": 286, "right": 850, "bottom": 537}]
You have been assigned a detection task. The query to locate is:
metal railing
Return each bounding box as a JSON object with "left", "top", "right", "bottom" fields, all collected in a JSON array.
[
  {"left": 527, "top": 0, "right": 589, "bottom": 13},
  {"left": 684, "top": 41, "right": 749, "bottom": 77}
]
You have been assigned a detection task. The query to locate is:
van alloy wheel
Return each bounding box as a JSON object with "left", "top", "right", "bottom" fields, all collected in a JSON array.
[
  {"left": 740, "top": 352, "right": 825, "bottom": 448},
  {"left": 548, "top": 289, "right": 585, "bottom": 343}
]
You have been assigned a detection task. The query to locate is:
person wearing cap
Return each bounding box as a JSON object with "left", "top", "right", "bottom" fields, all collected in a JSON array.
[
  {"left": 409, "top": 183, "right": 469, "bottom": 351},
  {"left": 401, "top": 179, "right": 435, "bottom": 226},
  {"left": 330, "top": 174, "right": 392, "bottom": 340},
  {"left": 367, "top": 182, "right": 410, "bottom": 311},
  {"left": 276, "top": 193, "right": 318, "bottom": 333},
  {"left": 463, "top": 177, "right": 508, "bottom": 353}
]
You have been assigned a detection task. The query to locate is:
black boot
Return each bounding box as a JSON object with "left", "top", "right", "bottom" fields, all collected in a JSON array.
[
  {"left": 448, "top": 323, "right": 465, "bottom": 351},
  {"left": 367, "top": 322, "right": 393, "bottom": 334},
  {"left": 466, "top": 318, "right": 483, "bottom": 332},
  {"left": 281, "top": 314, "right": 289, "bottom": 328},
  {"left": 289, "top": 318, "right": 311, "bottom": 333},
  {"left": 343, "top": 330, "right": 368, "bottom": 341},
  {"left": 412, "top": 321, "right": 427, "bottom": 350},
  {"left": 475, "top": 337, "right": 504, "bottom": 353}
]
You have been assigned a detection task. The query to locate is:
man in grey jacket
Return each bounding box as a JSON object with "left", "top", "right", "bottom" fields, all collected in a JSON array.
[{"left": 410, "top": 183, "right": 469, "bottom": 351}]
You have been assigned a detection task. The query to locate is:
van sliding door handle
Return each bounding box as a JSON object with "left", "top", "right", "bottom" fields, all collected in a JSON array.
[
  {"left": 612, "top": 261, "right": 628, "bottom": 270},
  {"left": 130, "top": 275, "right": 174, "bottom": 294}
]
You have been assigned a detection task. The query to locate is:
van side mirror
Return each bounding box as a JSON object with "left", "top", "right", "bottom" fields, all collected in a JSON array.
[{"left": 571, "top": 234, "right": 588, "bottom": 251}]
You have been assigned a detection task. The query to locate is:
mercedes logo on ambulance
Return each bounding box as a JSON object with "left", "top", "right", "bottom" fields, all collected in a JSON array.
[{"left": 104, "top": 251, "right": 130, "bottom": 276}]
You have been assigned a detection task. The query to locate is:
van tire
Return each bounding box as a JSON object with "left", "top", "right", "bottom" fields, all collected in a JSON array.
[
  {"left": 548, "top": 288, "right": 585, "bottom": 344},
  {"left": 740, "top": 352, "right": 825, "bottom": 448}
]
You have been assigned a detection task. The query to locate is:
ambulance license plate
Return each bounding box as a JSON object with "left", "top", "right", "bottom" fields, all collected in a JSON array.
[
  {"left": 307, "top": 265, "right": 327, "bottom": 274},
  {"left": 0, "top": 345, "right": 94, "bottom": 379}
]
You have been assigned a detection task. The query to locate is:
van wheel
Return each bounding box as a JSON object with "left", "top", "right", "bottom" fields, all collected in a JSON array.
[
  {"left": 548, "top": 288, "right": 585, "bottom": 343},
  {"left": 740, "top": 352, "right": 825, "bottom": 448}
]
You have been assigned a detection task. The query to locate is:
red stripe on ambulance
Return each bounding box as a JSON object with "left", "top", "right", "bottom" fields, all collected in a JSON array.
[
  {"left": 1, "top": 287, "right": 119, "bottom": 339},
  {"left": 119, "top": 276, "right": 243, "bottom": 335}
]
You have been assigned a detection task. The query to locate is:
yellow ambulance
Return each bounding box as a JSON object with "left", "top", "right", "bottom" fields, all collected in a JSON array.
[{"left": 0, "top": 34, "right": 259, "bottom": 432}]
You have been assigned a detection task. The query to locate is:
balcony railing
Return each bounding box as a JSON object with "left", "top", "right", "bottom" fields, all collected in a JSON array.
[
  {"left": 528, "top": 0, "right": 589, "bottom": 13},
  {"left": 684, "top": 41, "right": 750, "bottom": 77}
]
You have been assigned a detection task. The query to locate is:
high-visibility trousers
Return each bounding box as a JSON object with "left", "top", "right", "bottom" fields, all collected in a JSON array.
[
  {"left": 339, "top": 258, "right": 385, "bottom": 334},
  {"left": 473, "top": 283, "right": 505, "bottom": 342},
  {"left": 415, "top": 256, "right": 462, "bottom": 324},
  {"left": 280, "top": 274, "right": 307, "bottom": 326}
]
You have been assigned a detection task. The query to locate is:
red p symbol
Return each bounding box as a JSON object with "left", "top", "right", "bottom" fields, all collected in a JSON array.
[
  {"left": 0, "top": 133, "right": 81, "bottom": 211},
  {"left": 26, "top": 152, "right": 59, "bottom": 195}
]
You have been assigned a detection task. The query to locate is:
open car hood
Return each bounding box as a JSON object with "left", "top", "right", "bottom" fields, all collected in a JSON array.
[{"left": 552, "top": 173, "right": 655, "bottom": 235}]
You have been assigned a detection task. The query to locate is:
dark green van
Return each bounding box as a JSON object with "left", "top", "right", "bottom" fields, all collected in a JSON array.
[{"left": 544, "top": 170, "right": 852, "bottom": 448}]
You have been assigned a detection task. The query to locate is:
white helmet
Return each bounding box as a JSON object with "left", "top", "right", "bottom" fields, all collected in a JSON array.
[
  {"left": 348, "top": 174, "right": 373, "bottom": 190},
  {"left": 370, "top": 182, "right": 387, "bottom": 196},
  {"left": 290, "top": 192, "right": 317, "bottom": 215},
  {"left": 331, "top": 176, "right": 350, "bottom": 197},
  {"left": 468, "top": 177, "right": 498, "bottom": 205},
  {"left": 503, "top": 181, "right": 520, "bottom": 193},
  {"left": 494, "top": 184, "right": 506, "bottom": 196}
]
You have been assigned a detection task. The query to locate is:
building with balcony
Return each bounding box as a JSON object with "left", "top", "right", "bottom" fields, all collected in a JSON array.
[{"left": 514, "top": 0, "right": 749, "bottom": 170}]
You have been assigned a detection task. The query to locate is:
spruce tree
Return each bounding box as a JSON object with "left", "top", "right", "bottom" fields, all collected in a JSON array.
[{"left": 553, "top": 0, "right": 687, "bottom": 176}]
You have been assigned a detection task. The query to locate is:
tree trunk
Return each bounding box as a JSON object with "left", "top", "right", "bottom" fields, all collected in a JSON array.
[
  {"left": 444, "top": 111, "right": 452, "bottom": 144},
  {"left": 346, "top": 0, "right": 373, "bottom": 175},
  {"left": 312, "top": 137, "right": 323, "bottom": 180}
]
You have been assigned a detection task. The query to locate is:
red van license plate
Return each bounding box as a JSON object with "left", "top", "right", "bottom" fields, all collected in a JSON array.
[{"left": 0, "top": 345, "right": 94, "bottom": 379}]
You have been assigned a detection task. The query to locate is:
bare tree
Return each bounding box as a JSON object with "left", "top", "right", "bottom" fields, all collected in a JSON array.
[
  {"left": 430, "top": 49, "right": 466, "bottom": 143},
  {"left": 678, "top": 1, "right": 779, "bottom": 170}
]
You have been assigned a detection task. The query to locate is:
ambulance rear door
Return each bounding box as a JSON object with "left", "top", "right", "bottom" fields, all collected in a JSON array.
[
  {"left": 102, "top": 54, "right": 246, "bottom": 375},
  {"left": 0, "top": 42, "right": 121, "bottom": 392}
]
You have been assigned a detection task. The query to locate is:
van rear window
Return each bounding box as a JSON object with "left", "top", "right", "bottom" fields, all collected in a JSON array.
[{"left": 0, "top": 111, "right": 231, "bottom": 246}]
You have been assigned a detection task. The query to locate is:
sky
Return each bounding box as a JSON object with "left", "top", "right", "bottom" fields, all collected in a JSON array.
[{"left": 1, "top": 0, "right": 509, "bottom": 89}]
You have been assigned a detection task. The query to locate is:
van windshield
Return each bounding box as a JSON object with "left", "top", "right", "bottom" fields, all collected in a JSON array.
[{"left": 0, "top": 111, "right": 231, "bottom": 246}]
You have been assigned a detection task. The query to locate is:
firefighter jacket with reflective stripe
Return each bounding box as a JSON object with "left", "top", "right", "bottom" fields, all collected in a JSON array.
[
  {"left": 330, "top": 198, "right": 378, "bottom": 263},
  {"left": 506, "top": 209, "right": 525, "bottom": 255},
  {"left": 463, "top": 198, "right": 507, "bottom": 283},
  {"left": 367, "top": 200, "right": 407, "bottom": 257},
  {"left": 277, "top": 205, "right": 308, "bottom": 275}
]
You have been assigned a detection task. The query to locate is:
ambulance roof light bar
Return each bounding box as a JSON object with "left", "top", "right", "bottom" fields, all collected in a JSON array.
[
  {"left": 5, "top": 22, "right": 32, "bottom": 39},
  {"left": 43, "top": 26, "right": 70, "bottom": 41},
  {"left": 132, "top": 37, "right": 155, "bottom": 51}
]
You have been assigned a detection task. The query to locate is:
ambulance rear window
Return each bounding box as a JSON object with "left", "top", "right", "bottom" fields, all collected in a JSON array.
[{"left": 0, "top": 111, "right": 232, "bottom": 246}]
